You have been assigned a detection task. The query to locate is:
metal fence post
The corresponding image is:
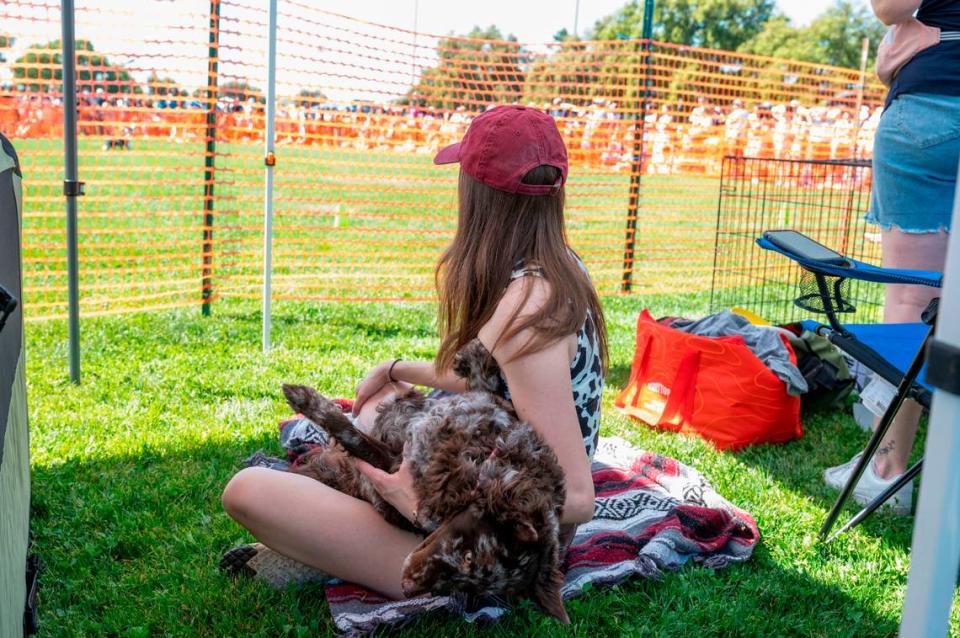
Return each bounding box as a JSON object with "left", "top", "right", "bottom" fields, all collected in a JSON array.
[
  {"left": 620, "top": 0, "right": 655, "bottom": 293},
  {"left": 60, "top": 0, "right": 82, "bottom": 383},
  {"left": 202, "top": 0, "right": 221, "bottom": 316},
  {"left": 262, "top": 0, "right": 277, "bottom": 352}
]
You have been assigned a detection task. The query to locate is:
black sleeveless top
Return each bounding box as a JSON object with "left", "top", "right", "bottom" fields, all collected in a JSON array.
[{"left": 887, "top": 0, "right": 960, "bottom": 107}]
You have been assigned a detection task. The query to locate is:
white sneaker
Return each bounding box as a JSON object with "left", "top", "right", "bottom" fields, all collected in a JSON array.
[{"left": 823, "top": 452, "right": 913, "bottom": 515}]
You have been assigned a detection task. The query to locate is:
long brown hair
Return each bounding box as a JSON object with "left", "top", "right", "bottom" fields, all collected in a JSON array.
[{"left": 435, "top": 165, "right": 607, "bottom": 373}]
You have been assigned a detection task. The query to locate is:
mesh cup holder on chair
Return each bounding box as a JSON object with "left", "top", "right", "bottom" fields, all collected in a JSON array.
[{"left": 795, "top": 269, "right": 855, "bottom": 314}]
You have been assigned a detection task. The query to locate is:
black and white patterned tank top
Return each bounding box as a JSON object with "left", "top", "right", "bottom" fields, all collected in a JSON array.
[{"left": 496, "top": 255, "right": 604, "bottom": 459}]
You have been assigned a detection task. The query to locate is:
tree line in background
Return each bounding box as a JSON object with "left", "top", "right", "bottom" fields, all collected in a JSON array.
[
  {"left": 7, "top": 38, "right": 265, "bottom": 102},
  {"left": 5, "top": 0, "right": 885, "bottom": 112},
  {"left": 5, "top": 38, "right": 326, "bottom": 106},
  {"left": 587, "top": 0, "right": 884, "bottom": 69},
  {"left": 408, "top": 0, "right": 885, "bottom": 110}
]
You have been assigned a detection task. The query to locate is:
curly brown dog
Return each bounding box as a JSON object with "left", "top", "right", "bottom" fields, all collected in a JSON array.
[{"left": 281, "top": 339, "right": 569, "bottom": 622}]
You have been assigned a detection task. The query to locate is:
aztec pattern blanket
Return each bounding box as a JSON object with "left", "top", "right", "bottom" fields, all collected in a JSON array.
[{"left": 255, "top": 418, "right": 759, "bottom": 636}]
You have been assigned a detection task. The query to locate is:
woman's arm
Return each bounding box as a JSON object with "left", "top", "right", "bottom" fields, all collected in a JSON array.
[
  {"left": 478, "top": 278, "right": 596, "bottom": 525},
  {"left": 353, "top": 360, "right": 467, "bottom": 416},
  {"left": 390, "top": 360, "right": 467, "bottom": 393},
  {"left": 871, "top": 0, "right": 921, "bottom": 25}
]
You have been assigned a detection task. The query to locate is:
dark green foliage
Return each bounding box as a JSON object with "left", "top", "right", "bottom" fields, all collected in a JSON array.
[
  {"left": 219, "top": 80, "right": 264, "bottom": 104},
  {"left": 739, "top": 1, "right": 887, "bottom": 70},
  {"left": 0, "top": 34, "right": 13, "bottom": 63},
  {"left": 145, "top": 73, "right": 184, "bottom": 98},
  {"left": 591, "top": 0, "right": 777, "bottom": 51},
  {"left": 12, "top": 39, "right": 135, "bottom": 94}
]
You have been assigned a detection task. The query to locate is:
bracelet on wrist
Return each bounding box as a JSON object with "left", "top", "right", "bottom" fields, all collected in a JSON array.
[{"left": 387, "top": 358, "right": 402, "bottom": 383}]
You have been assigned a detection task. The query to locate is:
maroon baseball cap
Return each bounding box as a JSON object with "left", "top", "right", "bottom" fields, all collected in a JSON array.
[{"left": 433, "top": 105, "right": 568, "bottom": 196}]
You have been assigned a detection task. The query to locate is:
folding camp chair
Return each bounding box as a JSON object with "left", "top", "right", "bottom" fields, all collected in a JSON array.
[{"left": 756, "top": 230, "right": 943, "bottom": 542}]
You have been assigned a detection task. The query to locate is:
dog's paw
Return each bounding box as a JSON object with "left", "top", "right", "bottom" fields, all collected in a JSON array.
[{"left": 282, "top": 384, "right": 325, "bottom": 414}]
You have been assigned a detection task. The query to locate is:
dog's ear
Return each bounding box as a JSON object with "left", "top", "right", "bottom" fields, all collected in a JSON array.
[
  {"left": 401, "top": 523, "right": 449, "bottom": 598},
  {"left": 515, "top": 521, "right": 539, "bottom": 543},
  {"left": 532, "top": 567, "right": 569, "bottom": 624},
  {"left": 451, "top": 346, "right": 473, "bottom": 381},
  {"left": 452, "top": 339, "right": 502, "bottom": 393}
]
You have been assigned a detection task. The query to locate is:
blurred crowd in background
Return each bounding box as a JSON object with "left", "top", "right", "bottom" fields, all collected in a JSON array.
[{"left": 0, "top": 89, "right": 879, "bottom": 174}]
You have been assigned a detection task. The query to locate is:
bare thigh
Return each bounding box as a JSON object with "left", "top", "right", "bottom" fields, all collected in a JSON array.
[
  {"left": 882, "top": 227, "right": 948, "bottom": 323},
  {"left": 355, "top": 381, "right": 412, "bottom": 433},
  {"left": 222, "top": 467, "right": 419, "bottom": 599}
]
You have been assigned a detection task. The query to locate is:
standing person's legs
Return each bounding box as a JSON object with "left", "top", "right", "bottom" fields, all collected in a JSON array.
[
  {"left": 825, "top": 93, "right": 958, "bottom": 508},
  {"left": 871, "top": 228, "right": 948, "bottom": 479},
  {"left": 866, "top": 94, "right": 958, "bottom": 480}
]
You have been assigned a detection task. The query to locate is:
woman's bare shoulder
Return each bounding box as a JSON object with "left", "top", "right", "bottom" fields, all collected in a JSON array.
[
  {"left": 486, "top": 276, "right": 551, "bottom": 332},
  {"left": 478, "top": 276, "right": 562, "bottom": 361}
]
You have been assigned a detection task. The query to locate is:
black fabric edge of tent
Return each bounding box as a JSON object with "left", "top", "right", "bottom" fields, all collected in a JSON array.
[
  {"left": 0, "top": 135, "right": 20, "bottom": 178},
  {"left": 0, "top": 132, "right": 23, "bottom": 468},
  {"left": 0, "top": 132, "right": 36, "bottom": 637}
]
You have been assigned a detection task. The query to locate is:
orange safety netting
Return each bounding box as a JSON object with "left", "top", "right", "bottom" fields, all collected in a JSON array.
[{"left": 0, "top": 0, "right": 886, "bottom": 320}]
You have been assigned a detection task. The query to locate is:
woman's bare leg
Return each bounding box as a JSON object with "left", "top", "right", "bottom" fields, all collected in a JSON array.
[
  {"left": 872, "top": 227, "right": 948, "bottom": 478},
  {"left": 222, "top": 467, "right": 418, "bottom": 599},
  {"left": 221, "top": 381, "right": 419, "bottom": 597}
]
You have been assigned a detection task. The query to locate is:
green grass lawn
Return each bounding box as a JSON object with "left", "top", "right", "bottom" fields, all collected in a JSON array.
[{"left": 25, "top": 293, "right": 957, "bottom": 637}]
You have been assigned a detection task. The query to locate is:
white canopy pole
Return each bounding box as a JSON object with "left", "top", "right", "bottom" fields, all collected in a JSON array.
[
  {"left": 899, "top": 161, "right": 960, "bottom": 637},
  {"left": 262, "top": 0, "right": 278, "bottom": 353}
]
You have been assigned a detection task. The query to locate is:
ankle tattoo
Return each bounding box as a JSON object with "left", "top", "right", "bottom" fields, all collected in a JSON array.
[{"left": 877, "top": 439, "right": 896, "bottom": 457}]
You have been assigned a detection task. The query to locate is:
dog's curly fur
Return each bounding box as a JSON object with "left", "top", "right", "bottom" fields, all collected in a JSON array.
[{"left": 282, "top": 339, "right": 569, "bottom": 622}]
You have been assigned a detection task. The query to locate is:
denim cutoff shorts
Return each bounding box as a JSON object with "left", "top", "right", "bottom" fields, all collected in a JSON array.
[{"left": 868, "top": 92, "right": 960, "bottom": 233}]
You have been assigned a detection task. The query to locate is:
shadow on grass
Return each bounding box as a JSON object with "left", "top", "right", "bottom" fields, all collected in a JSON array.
[
  {"left": 29, "top": 434, "right": 901, "bottom": 638},
  {"left": 23, "top": 298, "right": 909, "bottom": 635},
  {"left": 731, "top": 406, "right": 920, "bottom": 553},
  {"left": 29, "top": 434, "right": 339, "bottom": 638},
  {"left": 264, "top": 300, "right": 438, "bottom": 341},
  {"left": 606, "top": 361, "right": 632, "bottom": 391}
]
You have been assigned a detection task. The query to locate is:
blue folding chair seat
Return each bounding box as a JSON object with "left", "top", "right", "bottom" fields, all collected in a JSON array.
[
  {"left": 799, "top": 321, "right": 932, "bottom": 393},
  {"left": 758, "top": 230, "right": 941, "bottom": 541}
]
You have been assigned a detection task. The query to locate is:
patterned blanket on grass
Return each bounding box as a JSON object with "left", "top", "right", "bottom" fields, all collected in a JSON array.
[{"left": 308, "top": 433, "right": 759, "bottom": 636}]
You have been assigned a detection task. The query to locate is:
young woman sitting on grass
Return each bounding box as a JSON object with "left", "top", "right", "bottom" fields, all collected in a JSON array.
[{"left": 220, "top": 105, "right": 607, "bottom": 599}]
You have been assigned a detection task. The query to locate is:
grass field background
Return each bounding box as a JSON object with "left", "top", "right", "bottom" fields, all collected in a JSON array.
[
  {"left": 25, "top": 293, "right": 959, "bottom": 637},
  {"left": 18, "top": 138, "right": 722, "bottom": 319}
]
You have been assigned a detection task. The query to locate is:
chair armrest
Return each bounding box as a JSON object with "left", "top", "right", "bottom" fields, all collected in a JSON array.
[{"left": 757, "top": 232, "right": 942, "bottom": 289}]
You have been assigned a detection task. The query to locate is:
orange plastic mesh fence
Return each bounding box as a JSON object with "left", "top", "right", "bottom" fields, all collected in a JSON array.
[{"left": 0, "top": 1, "right": 886, "bottom": 319}]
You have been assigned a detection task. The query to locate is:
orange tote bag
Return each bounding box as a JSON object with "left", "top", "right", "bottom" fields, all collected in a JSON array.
[{"left": 615, "top": 310, "right": 802, "bottom": 451}]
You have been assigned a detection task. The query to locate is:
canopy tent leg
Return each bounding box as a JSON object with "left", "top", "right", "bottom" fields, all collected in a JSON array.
[{"left": 899, "top": 162, "right": 960, "bottom": 637}]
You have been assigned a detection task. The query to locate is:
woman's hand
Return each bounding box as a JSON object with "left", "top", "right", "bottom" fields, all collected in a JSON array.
[
  {"left": 355, "top": 455, "right": 421, "bottom": 527},
  {"left": 352, "top": 360, "right": 396, "bottom": 416}
]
